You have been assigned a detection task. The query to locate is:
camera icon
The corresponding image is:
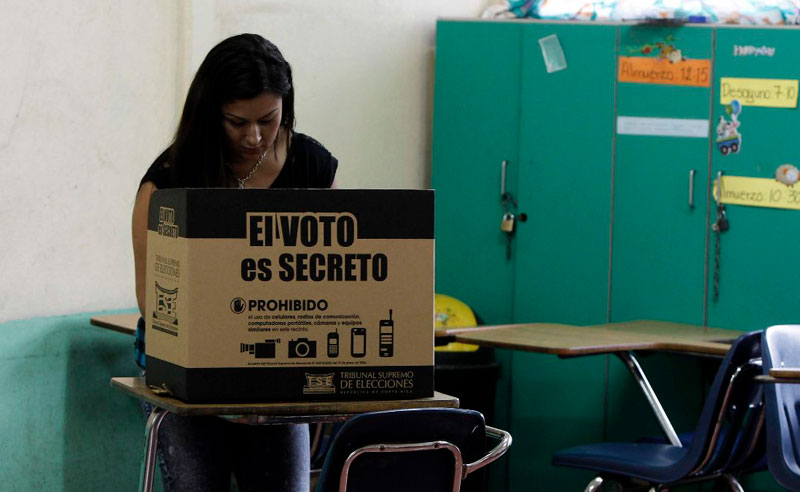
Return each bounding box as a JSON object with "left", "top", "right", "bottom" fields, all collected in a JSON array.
[{"left": 288, "top": 338, "right": 317, "bottom": 358}]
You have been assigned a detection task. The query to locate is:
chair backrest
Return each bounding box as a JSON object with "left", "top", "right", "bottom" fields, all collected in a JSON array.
[
  {"left": 696, "top": 353, "right": 765, "bottom": 476},
  {"left": 762, "top": 324, "right": 800, "bottom": 490},
  {"left": 316, "top": 408, "right": 487, "bottom": 492},
  {"left": 672, "top": 331, "right": 763, "bottom": 478}
]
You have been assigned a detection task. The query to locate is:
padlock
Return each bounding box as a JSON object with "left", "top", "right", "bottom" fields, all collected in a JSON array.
[
  {"left": 716, "top": 216, "right": 729, "bottom": 232},
  {"left": 500, "top": 213, "right": 515, "bottom": 233},
  {"left": 712, "top": 206, "right": 729, "bottom": 233}
]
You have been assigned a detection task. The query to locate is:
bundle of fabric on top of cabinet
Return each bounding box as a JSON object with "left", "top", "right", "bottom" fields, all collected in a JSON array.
[{"left": 481, "top": 0, "right": 800, "bottom": 25}]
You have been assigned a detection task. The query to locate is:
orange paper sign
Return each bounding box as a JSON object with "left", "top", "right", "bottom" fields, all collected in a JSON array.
[{"left": 618, "top": 57, "right": 711, "bottom": 87}]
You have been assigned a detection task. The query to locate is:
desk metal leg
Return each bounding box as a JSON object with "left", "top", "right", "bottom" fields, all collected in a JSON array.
[
  {"left": 139, "top": 406, "right": 168, "bottom": 492},
  {"left": 615, "top": 352, "right": 682, "bottom": 448}
]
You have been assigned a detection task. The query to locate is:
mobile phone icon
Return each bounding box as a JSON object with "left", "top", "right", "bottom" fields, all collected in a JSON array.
[
  {"left": 327, "top": 330, "right": 339, "bottom": 358},
  {"left": 351, "top": 327, "right": 366, "bottom": 358},
  {"left": 379, "top": 309, "right": 394, "bottom": 357}
]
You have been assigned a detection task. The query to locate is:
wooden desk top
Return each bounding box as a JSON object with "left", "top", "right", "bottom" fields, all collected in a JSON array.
[
  {"left": 96, "top": 313, "right": 742, "bottom": 356},
  {"left": 111, "top": 377, "right": 459, "bottom": 421},
  {"left": 438, "top": 320, "right": 746, "bottom": 356},
  {"left": 90, "top": 313, "right": 139, "bottom": 336},
  {"left": 770, "top": 368, "right": 800, "bottom": 379},
  {"left": 756, "top": 368, "right": 800, "bottom": 384}
]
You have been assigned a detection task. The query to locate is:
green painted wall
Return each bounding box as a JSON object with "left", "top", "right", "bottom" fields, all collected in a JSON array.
[{"left": 0, "top": 311, "right": 161, "bottom": 491}]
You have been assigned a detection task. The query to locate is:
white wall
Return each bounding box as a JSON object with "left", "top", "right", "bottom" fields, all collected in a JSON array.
[
  {"left": 0, "top": 1, "right": 180, "bottom": 323},
  {"left": 0, "top": 0, "right": 486, "bottom": 323},
  {"left": 213, "top": 0, "right": 486, "bottom": 188}
]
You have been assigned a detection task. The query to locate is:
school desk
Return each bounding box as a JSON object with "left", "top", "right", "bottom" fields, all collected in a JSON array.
[
  {"left": 756, "top": 368, "right": 800, "bottom": 385},
  {"left": 90, "top": 313, "right": 139, "bottom": 336},
  {"left": 101, "top": 315, "right": 741, "bottom": 450},
  {"left": 436, "top": 320, "right": 746, "bottom": 447},
  {"left": 111, "top": 377, "right": 459, "bottom": 492}
]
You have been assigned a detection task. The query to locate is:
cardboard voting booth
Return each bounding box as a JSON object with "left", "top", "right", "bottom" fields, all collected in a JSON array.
[{"left": 145, "top": 188, "right": 434, "bottom": 402}]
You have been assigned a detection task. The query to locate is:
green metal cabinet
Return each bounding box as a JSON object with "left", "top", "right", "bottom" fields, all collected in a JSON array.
[
  {"left": 515, "top": 24, "right": 615, "bottom": 326},
  {"left": 708, "top": 28, "right": 800, "bottom": 332},
  {"left": 509, "top": 23, "right": 616, "bottom": 491},
  {"left": 611, "top": 25, "right": 713, "bottom": 325},
  {"left": 606, "top": 25, "right": 714, "bottom": 448},
  {"left": 432, "top": 19, "right": 793, "bottom": 492},
  {"left": 432, "top": 20, "right": 521, "bottom": 326},
  {"left": 433, "top": 19, "right": 616, "bottom": 491},
  {"left": 707, "top": 30, "right": 800, "bottom": 489},
  {"left": 431, "top": 20, "right": 522, "bottom": 492}
]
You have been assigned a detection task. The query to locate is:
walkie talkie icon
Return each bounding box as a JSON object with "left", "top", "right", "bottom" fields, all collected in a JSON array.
[{"left": 379, "top": 309, "right": 394, "bottom": 357}]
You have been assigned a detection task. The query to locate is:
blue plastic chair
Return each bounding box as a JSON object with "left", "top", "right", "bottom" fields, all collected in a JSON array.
[
  {"left": 763, "top": 324, "right": 800, "bottom": 491},
  {"left": 315, "top": 408, "right": 511, "bottom": 492},
  {"left": 553, "top": 331, "right": 763, "bottom": 491}
]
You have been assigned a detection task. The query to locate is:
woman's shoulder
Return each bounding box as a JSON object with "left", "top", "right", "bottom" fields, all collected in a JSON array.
[
  {"left": 140, "top": 148, "right": 174, "bottom": 190},
  {"left": 281, "top": 132, "right": 338, "bottom": 188},
  {"left": 291, "top": 132, "right": 334, "bottom": 158}
]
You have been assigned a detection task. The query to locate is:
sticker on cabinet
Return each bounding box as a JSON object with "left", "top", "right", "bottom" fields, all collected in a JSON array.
[
  {"left": 619, "top": 35, "right": 710, "bottom": 87},
  {"left": 713, "top": 175, "right": 800, "bottom": 210},
  {"left": 775, "top": 164, "right": 800, "bottom": 186},
  {"left": 618, "top": 57, "right": 711, "bottom": 87},
  {"left": 617, "top": 116, "right": 709, "bottom": 138},
  {"left": 733, "top": 45, "right": 775, "bottom": 57},
  {"left": 720, "top": 78, "right": 798, "bottom": 108},
  {"left": 539, "top": 34, "right": 567, "bottom": 73},
  {"left": 715, "top": 99, "right": 742, "bottom": 156}
]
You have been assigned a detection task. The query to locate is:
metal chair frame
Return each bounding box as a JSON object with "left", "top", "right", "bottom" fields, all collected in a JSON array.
[
  {"left": 689, "top": 360, "right": 763, "bottom": 477},
  {"left": 337, "top": 425, "right": 512, "bottom": 492},
  {"left": 574, "top": 357, "right": 765, "bottom": 492}
]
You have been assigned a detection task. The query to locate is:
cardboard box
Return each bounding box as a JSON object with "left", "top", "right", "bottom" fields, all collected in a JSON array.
[{"left": 145, "top": 189, "right": 434, "bottom": 402}]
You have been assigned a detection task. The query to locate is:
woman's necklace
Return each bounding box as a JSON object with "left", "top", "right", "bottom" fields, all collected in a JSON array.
[{"left": 227, "top": 150, "right": 268, "bottom": 189}]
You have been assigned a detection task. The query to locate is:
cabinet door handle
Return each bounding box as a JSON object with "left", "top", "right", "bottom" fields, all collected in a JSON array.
[
  {"left": 500, "top": 160, "right": 508, "bottom": 198},
  {"left": 688, "top": 169, "right": 696, "bottom": 209}
]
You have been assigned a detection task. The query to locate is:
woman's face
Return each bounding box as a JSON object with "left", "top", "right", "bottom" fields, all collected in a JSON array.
[{"left": 221, "top": 92, "right": 283, "bottom": 164}]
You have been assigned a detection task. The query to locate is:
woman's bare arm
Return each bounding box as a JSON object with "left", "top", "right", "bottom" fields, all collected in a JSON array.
[{"left": 132, "top": 181, "right": 157, "bottom": 316}]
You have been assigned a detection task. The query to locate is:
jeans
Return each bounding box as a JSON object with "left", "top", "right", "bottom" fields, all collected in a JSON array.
[{"left": 144, "top": 402, "right": 310, "bottom": 492}]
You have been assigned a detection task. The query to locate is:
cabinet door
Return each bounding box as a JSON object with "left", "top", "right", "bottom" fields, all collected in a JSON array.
[
  {"left": 431, "top": 20, "right": 522, "bottom": 325},
  {"left": 708, "top": 28, "right": 800, "bottom": 331},
  {"left": 509, "top": 23, "right": 616, "bottom": 491},
  {"left": 431, "top": 21, "right": 522, "bottom": 492},
  {"left": 708, "top": 32, "right": 798, "bottom": 490},
  {"left": 611, "top": 25, "right": 713, "bottom": 324},
  {"left": 607, "top": 25, "right": 713, "bottom": 447}
]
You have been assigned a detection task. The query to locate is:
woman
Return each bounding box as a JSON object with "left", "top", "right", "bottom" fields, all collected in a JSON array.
[{"left": 131, "top": 33, "right": 337, "bottom": 492}]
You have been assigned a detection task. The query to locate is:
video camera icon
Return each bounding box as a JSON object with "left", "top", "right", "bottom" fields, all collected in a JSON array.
[{"left": 240, "top": 339, "right": 279, "bottom": 359}]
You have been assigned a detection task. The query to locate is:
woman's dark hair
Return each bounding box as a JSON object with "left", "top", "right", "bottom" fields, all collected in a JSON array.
[{"left": 168, "top": 33, "right": 295, "bottom": 187}]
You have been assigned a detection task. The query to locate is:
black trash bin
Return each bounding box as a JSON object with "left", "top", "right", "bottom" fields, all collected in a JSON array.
[
  {"left": 434, "top": 347, "right": 501, "bottom": 492},
  {"left": 434, "top": 346, "right": 501, "bottom": 424}
]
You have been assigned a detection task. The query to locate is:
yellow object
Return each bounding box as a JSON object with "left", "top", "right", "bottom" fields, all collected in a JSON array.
[
  {"left": 720, "top": 77, "right": 798, "bottom": 108},
  {"left": 434, "top": 293, "right": 479, "bottom": 352},
  {"left": 714, "top": 176, "right": 800, "bottom": 210}
]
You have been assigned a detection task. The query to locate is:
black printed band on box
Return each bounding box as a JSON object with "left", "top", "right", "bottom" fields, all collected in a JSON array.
[{"left": 144, "top": 189, "right": 434, "bottom": 402}]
